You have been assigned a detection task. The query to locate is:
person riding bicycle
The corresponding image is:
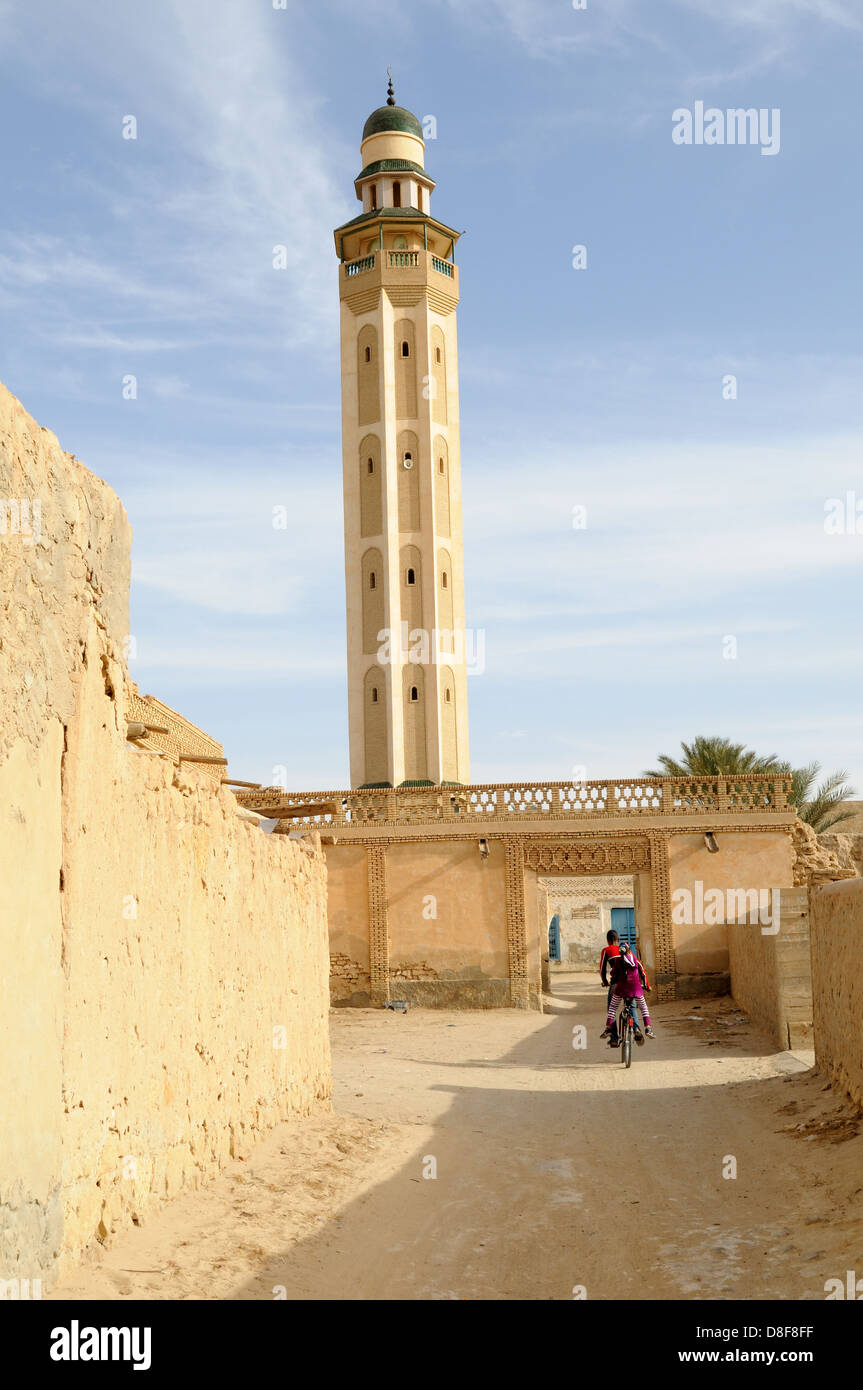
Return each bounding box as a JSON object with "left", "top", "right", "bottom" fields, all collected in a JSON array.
[
  {"left": 599, "top": 929, "right": 621, "bottom": 1039},
  {"left": 606, "top": 941, "right": 655, "bottom": 1047}
]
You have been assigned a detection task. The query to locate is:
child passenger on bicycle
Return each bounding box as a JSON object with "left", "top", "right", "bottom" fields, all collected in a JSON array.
[{"left": 606, "top": 942, "right": 655, "bottom": 1047}]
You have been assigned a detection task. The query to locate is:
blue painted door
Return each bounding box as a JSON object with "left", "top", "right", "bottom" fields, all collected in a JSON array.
[
  {"left": 548, "top": 914, "right": 561, "bottom": 962},
  {"left": 611, "top": 907, "right": 635, "bottom": 946}
]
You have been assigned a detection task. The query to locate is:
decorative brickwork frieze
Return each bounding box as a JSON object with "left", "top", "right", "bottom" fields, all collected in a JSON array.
[
  {"left": 523, "top": 838, "right": 650, "bottom": 876},
  {"left": 367, "top": 843, "right": 390, "bottom": 1004},
  {"left": 505, "top": 837, "right": 530, "bottom": 1009},
  {"left": 648, "top": 832, "right": 675, "bottom": 1001}
]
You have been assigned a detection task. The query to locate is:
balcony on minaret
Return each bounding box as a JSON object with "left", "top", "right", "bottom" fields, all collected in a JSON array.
[
  {"left": 339, "top": 245, "right": 458, "bottom": 299},
  {"left": 333, "top": 84, "right": 460, "bottom": 304},
  {"left": 335, "top": 205, "right": 459, "bottom": 290}
]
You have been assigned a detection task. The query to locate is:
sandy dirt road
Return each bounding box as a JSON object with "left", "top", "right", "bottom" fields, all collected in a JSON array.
[{"left": 51, "top": 972, "right": 863, "bottom": 1301}]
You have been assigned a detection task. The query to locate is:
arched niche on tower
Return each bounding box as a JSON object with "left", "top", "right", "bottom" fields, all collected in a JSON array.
[
  {"left": 357, "top": 325, "right": 380, "bottom": 426},
  {"left": 430, "top": 325, "right": 447, "bottom": 425},
  {"left": 402, "top": 664, "right": 428, "bottom": 783},
  {"left": 437, "top": 547, "right": 454, "bottom": 634},
  {"left": 361, "top": 547, "right": 385, "bottom": 655},
  {"left": 397, "top": 429, "right": 420, "bottom": 532},
  {"left": 400, "top": 544, "right": 423, "bottom": 635},
  {"left": 363, "top": 666, "right": 388, "bottom": 786},
  {"left": 394, "top": 318, "right": 418, "bottom": 419},
  {"left": 433, "top": 434, "right": 451, "bottom": 537},
  {"left": 439, "top": 664, "right": 458, "bottom": 784},
  {"left": 359, "top": 434, "right": 382, "bottom": 537}
]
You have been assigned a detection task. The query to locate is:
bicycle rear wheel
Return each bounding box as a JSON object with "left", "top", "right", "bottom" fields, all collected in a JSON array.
[{"left": 622, "top": 1020, "right": 632, "bottom": 1067}]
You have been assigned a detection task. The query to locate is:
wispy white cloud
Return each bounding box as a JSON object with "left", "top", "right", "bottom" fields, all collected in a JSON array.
[
  {"left": 0, "top": 0, "right": 351, "bottom": 359},
  {"left": 123, "top": 466, "right": 342, "bottom": 616},
  {"left": 107, "top": 420, "right": 863, "bottom": 629},
  {"left": 675, "top": 0, "right": 862, "bottom": 33},
  {"left": 0, "top": 238, "right": 200, "bottom": 314},
  {"left": 131, "top": 637, "right": 345, "bottom": 677},
  {"left": 151, "top": 376, "right": 189, "bottom": 399},
  {"left": 56, "top": 330, "right": 203, "bottom": 353},
  {"left": 439, "top": 0, "right": 861, "bottom": 68},
  {"left": 4, "top": 0, "right": 859, "bottom": 791}
]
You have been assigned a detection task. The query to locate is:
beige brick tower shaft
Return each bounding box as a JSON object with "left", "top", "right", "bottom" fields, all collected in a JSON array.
[{"left": 334, "top": 85, "right": 470, "bottom": 788}]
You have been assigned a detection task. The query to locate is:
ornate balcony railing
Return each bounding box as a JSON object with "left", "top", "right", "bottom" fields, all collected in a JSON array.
[
  {"left": 345, "top": 255, "right": 375, "bottom": 277},
  {"left": 235, "top": 775, "right": 794, "bottom": 829},
  {"left": 342, "top": 250, "right": 457, "bottom": 283}
]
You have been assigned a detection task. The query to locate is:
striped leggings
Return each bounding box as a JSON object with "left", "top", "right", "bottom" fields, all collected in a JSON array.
[{"left": 606, "top": 989, "right": 650, "bottom": 1030}]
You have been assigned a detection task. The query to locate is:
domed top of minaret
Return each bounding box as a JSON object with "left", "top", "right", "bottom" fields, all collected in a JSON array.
[
  {"left": 361, "top": 72, "right": 423, "bottom": 143},
  {"left": 362, "top": 105, "right": 423, "bottom": 141}
]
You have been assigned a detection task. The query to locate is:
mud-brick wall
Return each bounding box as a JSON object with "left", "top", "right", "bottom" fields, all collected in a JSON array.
[
  {"left": 809, "top": 879, "right": 863, "bottom": 1107},
  {"left": 727, "top": 887, "right": 812, "bottom": 1049},
  {"left": 0, "top": 381, "right": 331, "bottom": 1289}
]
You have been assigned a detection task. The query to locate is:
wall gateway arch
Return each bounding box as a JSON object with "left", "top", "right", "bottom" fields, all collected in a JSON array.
[
  {"left": 236, "top": 776, "right": 797, "bottom": 1011},
  {"left": 504, "top": 833, "right": 673, "bottom": 1008}
]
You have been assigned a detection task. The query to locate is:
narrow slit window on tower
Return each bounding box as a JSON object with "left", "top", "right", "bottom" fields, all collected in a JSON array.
[
  {"left": 367, "top": 458, "right": 374, "bottom": 474},
  {"left": 403, "top": 452, "right": 412, "bottom": 468},
  {"left": 441, "top": 572, "right": 448, "bottom": 589},
  {"left": 369, "top": 571, "right": 376, "bottom": 590},
  {"left": 445, "top": 688, "right": 452, "bottom": 703},
  {"left": 364, "top": 345, "right": 371, "bottom": 363},
  {"left": 370, "top": 184, "right": 377, "bottom": 210},
  {"left": 392, "top": 181, "right": 402, "bottom": 207},
  {"left": 401, "top": 341, "right": 410, "bottom": 357},
  {"left": 438, "top": 457, "right": 445, "bottom": 474},
  {"left": 410, "top": 686, "right": 419, "bottom": 702},
  {"left": 371, "top": 687, "right": 379, "bottom": 703},
  {"left": 435, "top": 346, "right": 442, "bottom": 363},
  {"left": 406, "top": 567, "right": 416, "bottom": 585}
]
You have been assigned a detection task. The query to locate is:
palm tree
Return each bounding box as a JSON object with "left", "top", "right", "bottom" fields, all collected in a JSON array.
[
  {"left": 643, "top": 736, "right": 783, "bottom": 779},
  {"left": 644, "top": 737, "right": 857, "bottom": 834},
  {"left": 778, "top": 761, "right": 858, "bottom": 833}
]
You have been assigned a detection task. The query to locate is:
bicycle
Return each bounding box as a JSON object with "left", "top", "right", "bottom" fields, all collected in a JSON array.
[{"left": 616, "top": 996, "right": 642, "bottom": 1069}]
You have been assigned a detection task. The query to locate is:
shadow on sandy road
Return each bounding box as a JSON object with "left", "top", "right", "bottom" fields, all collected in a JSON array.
[{"left": 225, "top": 977, "right": 814, "bottom": 1300}]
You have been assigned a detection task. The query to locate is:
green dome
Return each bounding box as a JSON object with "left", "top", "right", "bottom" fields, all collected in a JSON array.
[{"left": 362, "top": 104, "right": 423, "bottom": 142}]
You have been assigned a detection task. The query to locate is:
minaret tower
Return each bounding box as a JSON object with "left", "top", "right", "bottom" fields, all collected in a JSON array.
[{"left": 334, "top": 78, "right": 470, "bottom": 788}]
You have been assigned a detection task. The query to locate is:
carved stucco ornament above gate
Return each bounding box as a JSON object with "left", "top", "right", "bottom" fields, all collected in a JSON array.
[{"left": 522, "top": 839, "right": 650, "bottom": 876}]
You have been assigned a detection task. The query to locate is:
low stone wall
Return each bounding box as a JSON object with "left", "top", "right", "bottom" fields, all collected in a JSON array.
[
  {"left": 727, "top": 887, "right": 812, "bottom": 1049},
  {"left": 809, "top": 879, "right": 863, "bottom": 1107},
  {"left": 0, "top": 381, "right": 331, "bottom": 1289}
]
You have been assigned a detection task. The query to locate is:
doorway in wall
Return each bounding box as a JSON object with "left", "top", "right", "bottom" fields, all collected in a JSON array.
[
  {"left": 610, "top": 906, "right": 635, "bottom": 945},
  {"left": 540, "top": 874, "right": 636, "bottom": 994},
  {"left": 548, "top": 914, "right": 561, "bottom": 962}
]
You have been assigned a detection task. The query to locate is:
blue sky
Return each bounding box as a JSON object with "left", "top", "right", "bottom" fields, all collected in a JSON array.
[{"left": 1, "top": 0, "right": 860, "bottom": 791}]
